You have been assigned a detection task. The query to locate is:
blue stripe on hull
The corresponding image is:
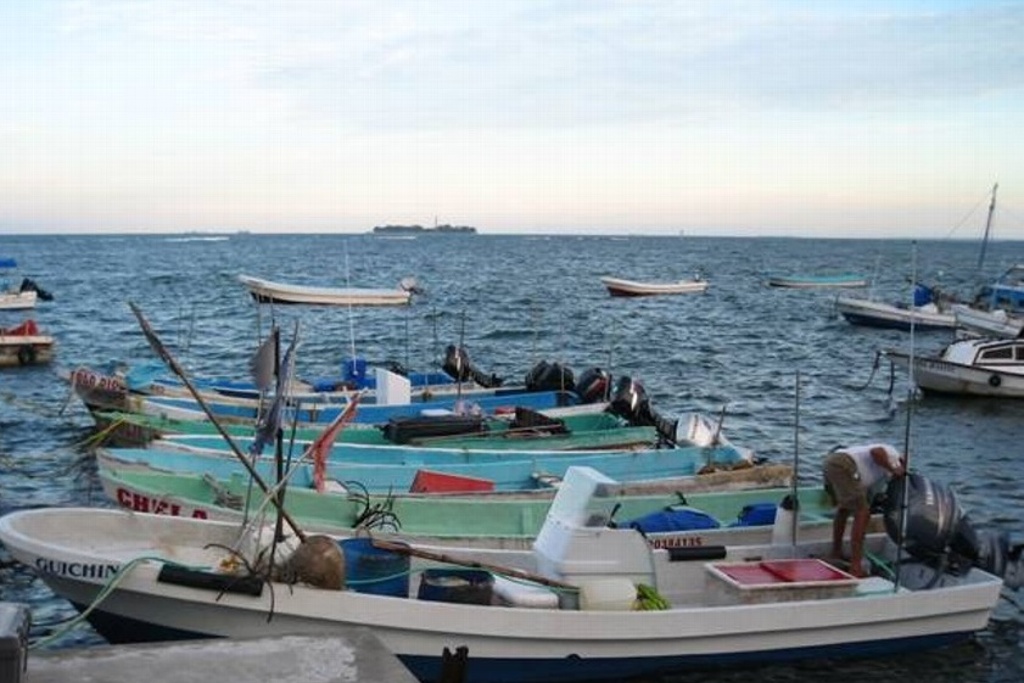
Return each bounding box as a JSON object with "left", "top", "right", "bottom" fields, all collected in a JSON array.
[
  {"left": 402, "top": 633, "right": 972, "bottom": 683},
  {"left": 73, "top": 604, "right": 973, "bottom": 683}
]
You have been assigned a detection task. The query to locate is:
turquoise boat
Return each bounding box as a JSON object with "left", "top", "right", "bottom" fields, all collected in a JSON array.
[
  {"left": 766, "top": 273, "right": 868, "bottom": 289},
  {"left": 96, "top": 438, "right": 754, "bottom": 494},
  {"left": 92, "top": 408, "right": 657, "bottom": 452},
  {"left": 98, "top": 462, "right": 812, "bottom": 549},
  {"left": 130, "top": 388, "right": 583, "bottom": 426}
]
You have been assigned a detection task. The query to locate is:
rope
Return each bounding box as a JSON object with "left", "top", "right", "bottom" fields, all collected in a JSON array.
[
  {"left": 851, "top": 351, "right": 882, "bottom": 391},
  {"left": 74, "top": 417, "right": 129, "bottom": 450},
  {"left": 864, "top": 550, "right": 896, "bottom": 581}
]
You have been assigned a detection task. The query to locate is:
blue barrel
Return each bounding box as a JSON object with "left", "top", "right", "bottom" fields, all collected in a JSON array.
[
  {"left": 417, "top": 569, "right": 494, "bottom": 604},
  {"left": 339, "top": 538, "right": 410, "bottom": 597}
]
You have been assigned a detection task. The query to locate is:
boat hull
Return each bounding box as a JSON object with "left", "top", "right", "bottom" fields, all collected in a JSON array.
[
  {"left": 238, "top": 274, "right": 411, "bottom": 306},
  {"left": 767, "top": 275, "right": 867, "bottom": 289},
  {"left": 0, "top": 506, "right": 1000, "bottom": 683},
  {"left": 835, "top": 297, "right": 956, "bottom": 331},
  {"left": 0, "top": 335, "right": 54, "bottom": 367},
  {"left": 887, "top": 351, "right": 1024, "bottom": 397},
  {"left": 600, "top": 276, "right": 708, "bottom": 297},
  {"left": 0, "top": 289, "right": 37, "bottom": 310},
  {"left": 97, "top": 463, "right": 803, "bottom": 547}
]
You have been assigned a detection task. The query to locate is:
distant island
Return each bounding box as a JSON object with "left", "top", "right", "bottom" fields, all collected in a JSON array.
[{"left": 372, "top": 224, "right": 477, "bottom": 236}]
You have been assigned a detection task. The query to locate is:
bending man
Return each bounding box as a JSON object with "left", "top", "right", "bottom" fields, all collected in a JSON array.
[{"left": 823, "top": 443, "right": 905, "bottom": 577}]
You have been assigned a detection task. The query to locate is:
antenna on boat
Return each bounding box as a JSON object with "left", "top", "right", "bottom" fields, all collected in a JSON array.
[
  {"left": 344, "top": 241, "right": 358, "bottom": 379},
  {"left": 791, "top": 370, "right": 800, "bottom": 549},
  {"left": 894, "top": 242, "right": 919, "bottom": 590},
  {"left": 455, "top": 310, "right": 466, "bottom": 412},
  {"left": 127, "top": 301, "right": 307, "bottom": 542}
]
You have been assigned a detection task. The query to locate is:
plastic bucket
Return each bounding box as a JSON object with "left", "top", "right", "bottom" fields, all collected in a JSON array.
[
  {"left": 339, "top": 538, "right": 410, "bottom": 597},
  {"left": 418, "top": 569, "right": 494, "bottom": 605}
]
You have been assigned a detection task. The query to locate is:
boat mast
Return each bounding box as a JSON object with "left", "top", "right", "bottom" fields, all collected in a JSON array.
[{"left": 975, "top": 183, "right": 999, "bottom": 276}]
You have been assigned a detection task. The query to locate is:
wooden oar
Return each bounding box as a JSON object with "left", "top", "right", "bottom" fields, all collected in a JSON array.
[
  {"left": 128, "top": 301, "right": 308, "bottom": 542},
  {"left": 371, "top": 538, "right": 578, "bottom": 591}
]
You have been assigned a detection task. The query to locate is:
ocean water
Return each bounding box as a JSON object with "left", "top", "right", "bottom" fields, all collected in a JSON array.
[{"left": 1, "top": 232, "right": 1023, "bottom": 682}]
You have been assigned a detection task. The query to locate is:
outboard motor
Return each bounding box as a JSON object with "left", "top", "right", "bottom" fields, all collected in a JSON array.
[
  {"left": 608, "top": 375, "right": 678, "bottom": 445},
  {"left": 883, "top": 473, "right": 977, "bottom": 569},
  {"left": 442, "top": 345, "right": 503, "bottom": 388},
  {"left": 883, "top": 473, "right": 1024, "bottom": 586},
  {"left": 19, "top": 277, "right": 53, "bottom": 301},
  {"left": 575, "top": 367, "right": 612, "bottom": 404},
  {"left": 524, "top": 360, "right": 575, "bottom": 393}
]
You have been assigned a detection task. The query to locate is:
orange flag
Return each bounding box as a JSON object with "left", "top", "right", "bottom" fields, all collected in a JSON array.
[{"left": 311, "top": 392, "right": 362, "bottom": 493}]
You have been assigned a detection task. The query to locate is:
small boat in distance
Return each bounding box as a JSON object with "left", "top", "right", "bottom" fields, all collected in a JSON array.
[
  {"left": 0, "top": 257, "right": 53, "bottom": 310},
  {"left": 238, "top": 274, "right": 419, "bottom": 306},
  {"left": 766, "top": 273, "right": 867, "bottom": 289},
  {"left": 371, "top": 224, "right": 477, "bottom": 236},
  {"left": 0, "top": 318, "right": 55, "bottom": 367},
  {"left": 600, "top": 275, "right": 708, "bottom": 297}
]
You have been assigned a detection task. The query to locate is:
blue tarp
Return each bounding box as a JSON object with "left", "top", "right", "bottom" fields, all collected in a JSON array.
[
  {"left": 626, "top": 506, "right": 721, "bottom": 533},
  {"left": 913, "top": 283, "right": 934, "bottom": 307},
  {"left": 729, "top": 502, "right": 778, "bottom": 527}
]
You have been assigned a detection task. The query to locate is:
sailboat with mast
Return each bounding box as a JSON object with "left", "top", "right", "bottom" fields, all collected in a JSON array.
[{"left": 952, "top": 184, "right": 1024, "bottom": 338}]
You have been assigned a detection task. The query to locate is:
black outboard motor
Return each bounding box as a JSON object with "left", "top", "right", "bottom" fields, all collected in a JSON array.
[
  {"left": 20, "top": 277, "right": 53, "bottom": 301},
  {"left": 441, "top": 345, "right": 503, "bottom": 388},
  {"left": 608, "top": 375, "right": 678, "bottom": 445},
  {"left": 523, "top": 360, "right": 575, "bottom": 393},
  {"left": 883, "top": 473, "right": 1024, "bottom": 587},
  {"left": 575, "top": 367, "right": 612, "bottom": 404}
]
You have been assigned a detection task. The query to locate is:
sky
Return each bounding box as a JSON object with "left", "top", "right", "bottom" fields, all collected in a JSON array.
[{"left": 1, "top": 0, "right": 1023, "bottom": 238}]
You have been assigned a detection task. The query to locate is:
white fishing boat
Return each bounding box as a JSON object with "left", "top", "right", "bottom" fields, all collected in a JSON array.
[
  {"left": 0, "top": 257, "right": 52, "bottom": 310},
  {"left": 238, "top": 274, "right": 418, "bottom": 306},
  {"left": 766, "top": 273, "right": 868, "bottom": 289},
  {"left": 885, "top": 336, "right": 1024, "bottom": 397},
  {"left": 0, "top": 318, "right": 55, "bottom": 367},
  {"left": 835, "top": 283, "right": 958, "bottom": 331},
  {"left": 952, "top": 303, "right": 1024, "bottom": 339},
  {"left": 0, "top": 466, "right": 1016, "bottom": 683},
  {"left": 600, "top": 275, "right": 708, "bottom": 297}
]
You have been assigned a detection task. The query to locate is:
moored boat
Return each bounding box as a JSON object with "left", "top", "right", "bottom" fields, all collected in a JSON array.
[
  {"left": 94, "top": 432, "right": 756, "bottom": 494},
  {"left": 0, "top": 465, "right": 1016, "bottom": 683},
  {"left": 767, "top": 273, "right": 867, "bottom": 289},
  {"left": 952, "top": 303, "right": 1024, "bottom": 339},
  {"left": 835, "top": 283, "right": 958, "bottom": 331},
  {"left": 98, "top": 461, "right": 800, "bottom": 547},
  {"left": 0, "top": 319, "right": 55, "bottom": 367},
  {"left": 600, "top": 275, "right": 708, "bottom": 297},
  {"left": 238, "top": 274, "right": 417, "bottom": 306},
  {"left": 885, "top": 336, "right": 1024, "bottom": 397}
]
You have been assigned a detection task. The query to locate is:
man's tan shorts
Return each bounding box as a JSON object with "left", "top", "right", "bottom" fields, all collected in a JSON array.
[{"left": 823, "top": 451, "right": 867, "bottom": 510}]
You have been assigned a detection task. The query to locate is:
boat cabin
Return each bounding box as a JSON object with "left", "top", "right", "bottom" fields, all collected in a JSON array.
[
  {"left": 975, "top": 264, "right": 1024, "bottom": 313},
  {"left": 943, "top": 337, "right": 1024, "bottom": 373}
]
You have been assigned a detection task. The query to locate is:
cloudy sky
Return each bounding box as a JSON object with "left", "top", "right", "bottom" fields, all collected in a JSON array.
[{"left": 1, "top": 1, "right": 1022, "bottom": 237}]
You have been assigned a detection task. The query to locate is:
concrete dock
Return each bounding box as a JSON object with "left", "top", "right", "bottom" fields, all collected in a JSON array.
[
  {"left": 23, "top": 631, "right": 422, "bottom": 683},
  {"left": 4, "top": 602, "right": 422, "bottom": 683}
]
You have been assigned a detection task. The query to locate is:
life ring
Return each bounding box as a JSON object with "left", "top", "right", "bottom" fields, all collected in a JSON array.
[
  {"left": 988, "top": 374, "right": 1002, "bottom": 388},
  {"left": 17, "top": 345, "right": 36, "bottom": 366}
]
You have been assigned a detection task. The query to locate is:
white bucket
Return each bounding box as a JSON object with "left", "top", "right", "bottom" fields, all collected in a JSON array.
[{"left": 577, "top": 578, "right": 636, "bottom": 611}]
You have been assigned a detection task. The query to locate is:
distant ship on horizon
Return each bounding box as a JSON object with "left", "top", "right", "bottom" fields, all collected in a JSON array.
[{"left": 371, "top": 223, "right": 477, "bottom": 236}]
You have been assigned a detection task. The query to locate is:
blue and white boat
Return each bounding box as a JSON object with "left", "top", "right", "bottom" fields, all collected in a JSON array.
[
  {"left": 130, "top": 387, "right": 585, "bottom": 426},
  {"left": 835, "top": 283, "right": 957, "bottom": 331},
  {"left": 0, "top": 465, "right": 1015, "bottom": 683}
]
